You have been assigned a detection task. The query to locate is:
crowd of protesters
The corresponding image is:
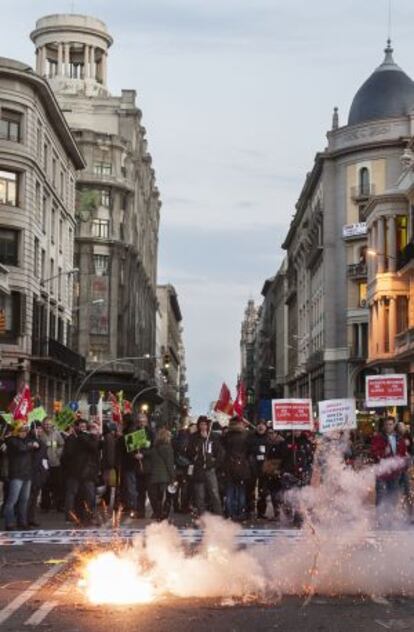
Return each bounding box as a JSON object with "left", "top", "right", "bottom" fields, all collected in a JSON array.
[{"left": 0, "top": 411, "right": 413, "bottom": 531}]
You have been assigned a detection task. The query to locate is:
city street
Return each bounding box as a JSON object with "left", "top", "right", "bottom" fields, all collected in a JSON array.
[{"left": 1, "top": 527, "right": 414, "bottom": 632}]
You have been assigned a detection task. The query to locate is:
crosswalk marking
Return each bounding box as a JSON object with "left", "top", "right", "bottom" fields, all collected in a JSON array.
[
  {"left": 0, "top": 527, "right": 406, "bottom": 547},
  {"left": 25, "top": 578, "right": 73, "bottom": 626}
]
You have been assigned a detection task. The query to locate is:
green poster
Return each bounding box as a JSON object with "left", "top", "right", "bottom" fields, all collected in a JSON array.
[
  {"left": 124, "top": 429, "right": 150, "bottom": 453},
  {"left": 28, "top": 407, "right": 47, "bottom": 423}
]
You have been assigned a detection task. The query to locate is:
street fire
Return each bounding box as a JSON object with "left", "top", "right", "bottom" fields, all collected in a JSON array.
[
  {"left": 77, "top": 441, "right": 414, "bottom": 606},
  {"left": 79, "top": 551, "right": 156, "bottom": 605}
]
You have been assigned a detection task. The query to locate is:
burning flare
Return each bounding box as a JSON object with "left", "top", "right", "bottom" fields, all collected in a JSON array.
[{"left": 79, "top": 551, "right": 155, "bottom": 605}]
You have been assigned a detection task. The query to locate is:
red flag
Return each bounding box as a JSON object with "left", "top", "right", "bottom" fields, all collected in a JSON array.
[
  {"left": 233, "top": 381, "right": 246, "bottom": 418},
  {"left": 123, "top": 400, "right": 132, "bottom": 415},
  {"left": 11, "top": 384, "right": 33, "bottom": 421},
  {"left": 214, "top": 383, "right": 233, "bottom": 415},
  {"left": 107, "top": 391, "right": 121, "bottom": 423}
]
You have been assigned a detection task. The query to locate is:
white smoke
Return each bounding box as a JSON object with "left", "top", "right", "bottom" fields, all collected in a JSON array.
[{"left": 82, "top": 436, "right": 414, "bottom": 600}]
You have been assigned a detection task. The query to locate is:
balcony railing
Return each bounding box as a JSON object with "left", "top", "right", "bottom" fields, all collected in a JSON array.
[
  {"left": 398, "top": 242, "right": 414, "bottom": 271},
  {"left": 350, "top": 183, "right": 376, "bottom": 201},
  {"left": 32, "top": 337, "right": 85, "bottom": 373},
  {"left": 347, "top": 262, "right": 367, "bottom": 279}
]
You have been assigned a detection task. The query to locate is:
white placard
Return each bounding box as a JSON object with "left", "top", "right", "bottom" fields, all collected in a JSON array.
[{"left": 318, "top": 398, "right": 357, "bottom": 434}]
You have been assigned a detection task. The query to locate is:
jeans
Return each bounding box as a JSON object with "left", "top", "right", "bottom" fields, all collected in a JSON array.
[
  {"left": 64, "top": 477, "right": 96, "bottom": 523},
  {"left": 225, "top": 481, "right": 247, "bottom": 519},
  {"left": 123, "top": 469, "right": 138, "bottom": 511},
  {"left": 375, "top": 477, "right": 401, "bottom": 527},
  {"left": 3, "top": 479, "right": 32, "bottom": 528},
  {"left": 193, "top": 469, "right": 222, "bottom": 515}
]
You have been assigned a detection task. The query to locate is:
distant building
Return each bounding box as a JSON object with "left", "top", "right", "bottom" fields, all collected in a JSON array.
[
  {"left": 0, "top": 55, "right": 85, "bottom": 410},
  {"left": 156, "top": 284, "right": 188, "bottom": 424},
  {"left": 31, "top": 14, "right": 161, "bottom": 399}
]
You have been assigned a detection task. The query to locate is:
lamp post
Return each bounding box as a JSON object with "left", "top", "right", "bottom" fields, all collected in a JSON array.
[
  {"left": 74, "top": 354, "right": 156, "bottom": 401},
  {"left": 41, "top": 267, "right": 79, "bottom": 356},
  {"left": 131, "top": 385, "right": 158, "bottom": 411}
]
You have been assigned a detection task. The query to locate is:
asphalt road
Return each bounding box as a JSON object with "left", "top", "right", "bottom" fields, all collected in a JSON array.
[{"left": 1, "top": 539, "right": 414, "bottom": 632}]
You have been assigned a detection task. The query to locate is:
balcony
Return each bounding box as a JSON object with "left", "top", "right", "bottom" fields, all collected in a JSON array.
[
  {"left": 397, "top": 241, "right": 414, "bottom": 271},
  {"left": 32, "top": 338, "right": 85, "bottom": 373},
  {"left": 395, "top": 327, "right": 414, "bottom": 356},
  {"left": 347, "top": 262, "right": 367, "bottom": 279},
  {"left": 350, "top": 183, "right": 376, "bottom": 201}
]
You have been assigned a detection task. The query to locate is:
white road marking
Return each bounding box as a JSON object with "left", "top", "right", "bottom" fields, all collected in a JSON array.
[
  {"left": 0, "top": 560, "right": 67, "bottom": 626},
  {"left": 24, "top": 578, "right": 73, "bottom": 626}
]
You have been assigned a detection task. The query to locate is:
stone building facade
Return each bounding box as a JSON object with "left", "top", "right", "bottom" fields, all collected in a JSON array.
[
  {"left": 0, "top": 56, "right": 85, "bottom": 410},
  {"left": 277, "top": 41, "right": 411, "bottom": 407},
  {"left": 31, "top": 14, "right": 161, "bottom": 398},
  {"left": 156, "top": 284, "right": 188, "bottom": 424}
]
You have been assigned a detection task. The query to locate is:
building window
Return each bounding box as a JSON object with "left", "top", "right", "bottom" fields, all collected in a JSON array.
[
  {"left": 58, "top": 267, "right": 62, "bottom": 300},
  {"left": 36, "top": 122, "right": 42, "bottom": 157},
  {"left": 359, "top": 282, "right": 367, "bottom": 308},
  {"left": 68, "top": 227, "right": 73, "bottom": 260},
  {"left": 35, "top": 181, "right": 41, "bottom": 220},
  {"left": 59, "top": 217, "right": 63, "bottom": 253},
  {"left": 42, "top": 195, "right": 48, "bottom": 233},
  {"left": 91, "top": 219, "right": 109, "bottom": 239},
  {"left": 41, "top": 249, "right": 46, "bottom": 281},
  {"left": 93, "top": 254, "right": 109, "bottom": 276},
  {"left": 94, "top": 162, "right": 112, "bottom": 176},
  {"left": 120, "top": 259, "right": 125, "bottom": 285},
  {"left": 43, "top": 142, "right": 48, "bottom": 172},
  {"left": 51, "top": 207, "right": 56, "bottom": 244},
  {"left": 34, "top": 237, "right": 39, "bottom": 278},
  {"left": 0, "top": 109, "right": 21, "bottom": 142},
  {"left": 397, "top": 216, "right": 408, "bottom": 253},
  {"left": 0, "top": 170, "right": 18, "bottom": 206},
  {"left": 0, "top": 228, "right": 18, "bottom": 266},
  {"left": 50, "top": 258, "right": 54, "bottom": 294},
  {"left": 0, "top": 292, "right": 17, "bottom": 337},
  {"left": 100, "top": 189, "right": 111, "bottom": 208},
  {"left": 52, "top": 157, "right": 57, "bottom": 187},
  {"left": 359, "top": 167, "right": 370, "bottom": 196}
]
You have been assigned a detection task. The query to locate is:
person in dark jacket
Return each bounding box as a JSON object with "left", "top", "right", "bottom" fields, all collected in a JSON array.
[
  {"left": 3, "top": 421, "right": 40, "bottom": 530},
  {"left": 149, "top": 428, "right": 175, "bottom": 521},
  {"left": 247, "top": 420, "right": 270, "bottom": 518},
  {"left": 27, "top": 422, "right": 49, "bottom": 527},
  {"left": 119, "top": 414, "right": 153, "bottom": 518},
  {"left": 278, "top": 431, "right": 314, "bottom": 526},
  {"left": 187, "top": 416, "right": 223, "bottom": 516},
  {"left": 222, "top": 417, "right": 251, "bottom": 521},
  {"left": 102, "top": 421, "right": 119, "bottom": 510},
  {"left": 63, "top": 420, "right": 100, "bottom": 525},
  {"left": 372, "top": 416, "right": 408, "bottom": 525}
]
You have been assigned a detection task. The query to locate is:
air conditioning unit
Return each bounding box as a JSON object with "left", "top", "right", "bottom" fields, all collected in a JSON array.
[{"left": 360, "top": 298, "right": 367, "bottom": 308}]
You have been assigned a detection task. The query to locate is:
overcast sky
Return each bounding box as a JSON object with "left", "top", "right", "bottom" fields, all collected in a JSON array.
[{"left": 3, "top": 0, "right": 414, "bottom": 413}]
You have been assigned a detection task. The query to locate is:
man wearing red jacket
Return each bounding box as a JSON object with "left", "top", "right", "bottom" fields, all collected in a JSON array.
[{"left": 371, "top": 416, "right": 407, "bottom": 525}]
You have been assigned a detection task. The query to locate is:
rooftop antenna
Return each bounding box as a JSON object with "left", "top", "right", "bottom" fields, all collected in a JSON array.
[{"left": 388, "top": 0, "right": 392, "bottom": 44}]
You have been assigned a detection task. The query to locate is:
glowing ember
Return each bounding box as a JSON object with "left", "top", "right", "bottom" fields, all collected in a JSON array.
[{"left": 79, "top": 551, "right": 156, "bottom": 605}]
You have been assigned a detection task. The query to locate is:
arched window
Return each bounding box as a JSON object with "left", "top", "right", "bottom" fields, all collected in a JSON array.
[{"left": 359, "top": 167, "right": 370, "bottom": 196}]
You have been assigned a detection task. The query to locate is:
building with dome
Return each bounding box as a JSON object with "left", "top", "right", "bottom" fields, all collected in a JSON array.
[
  {"left": 30, "top": 14, "right": 161, "bottom": 401},
  {"left": 268, "top": 40, "right": 414, "bottom": 409}
]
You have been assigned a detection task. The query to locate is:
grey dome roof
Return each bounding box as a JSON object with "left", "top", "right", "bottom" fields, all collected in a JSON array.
[{"left": 348, "top": 41, "right": 414, "bottom": 126}]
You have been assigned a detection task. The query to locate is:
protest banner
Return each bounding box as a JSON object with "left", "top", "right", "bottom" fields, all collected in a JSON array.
[
  {"left": 318, "top": 398, "right": 357, "bottom": 434},
  {"left": 366, "top": 374, "right": 407, "bottom": 408},
  {"left": 272, "top": 399, "right": 313, "bottom": 431},
  {"left": 124, "top": 428, "right": 151, "bottom": 452},
  {"left": 55, "top": 407, "right": 76, "bottom": 431},
  {"left": 28, "top": 406, "right": 47, "bottom": 424}
]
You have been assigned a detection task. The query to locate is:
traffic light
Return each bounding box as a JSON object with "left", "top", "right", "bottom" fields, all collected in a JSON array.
[
  {"left": 0, "top": 308, "right": 6, "bottom": 334},
  {"left": 161, "top": 352, "right": 171, "bottom": 378}
]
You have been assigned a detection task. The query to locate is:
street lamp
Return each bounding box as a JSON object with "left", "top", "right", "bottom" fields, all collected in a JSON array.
[
  {"left": 40, "top": 267, "right": 79, "bottom": 355},
  {"left": 74, "top": 354, "right": 155, "bottom": 401}
]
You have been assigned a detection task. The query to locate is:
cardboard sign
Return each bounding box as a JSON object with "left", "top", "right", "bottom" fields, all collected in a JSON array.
[
  {"left": 366, "top": 375, "right": 407, "bottom": 408},
  {"left": 272, "top": 399, "right": 313, "bottom": 431},
  {"left": 318, "top": 398, "right": 357, "bottom": 434},
  {"left": 124, "top": 429, "right": 150, "bottom": 453}
]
